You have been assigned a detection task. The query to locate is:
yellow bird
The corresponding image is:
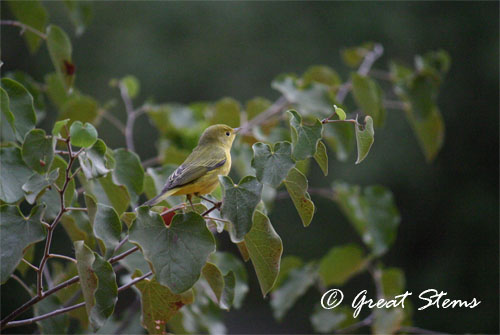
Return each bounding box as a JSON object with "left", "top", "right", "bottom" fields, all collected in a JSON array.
[{"left": 143, "top": 124, "right": 239, "bottom": 208}]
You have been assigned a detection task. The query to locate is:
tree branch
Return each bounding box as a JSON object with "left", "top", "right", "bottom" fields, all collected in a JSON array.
[
  {"left": 119, "top": 83, "right": 137, "bottom": 152},
  {"left": 238, "top": 95, "right": 289, "bottom": 135},
  {"left": 0, "top": 20, "right": 47, "bottom": 39},
  {"left": 100, "top": 110, "right": 126, "bottom": 134}
]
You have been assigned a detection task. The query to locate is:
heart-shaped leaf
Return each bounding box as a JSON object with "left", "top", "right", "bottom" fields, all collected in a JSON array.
[
  {"left": 112, "top": 149, "right": 144, "bottom": 204},
  {"left": 70, "top": 121, "right": 98, "bottom": 148},
  {"left": 129, "top": 208, "right": 216, "bottom": 293},
  {"left": 22, "top": 169, "right": 59, "bottom": 204},
  {"left": 22, "top": 129, "right": 55, "bottom": 174},
  {"left": 220, "top": 175, "right": 263, "bottom": 243},
  {"left": 287, "top": 110, "right": 323, "bottom": 161},
  {"left": 78, "top": 139, "right": 112, "bottom": 179},
  {"left": 251, "top": 141, "right": 295, "bottom": 188}
]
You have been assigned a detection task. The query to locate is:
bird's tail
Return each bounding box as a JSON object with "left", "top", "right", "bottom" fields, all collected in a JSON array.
[{"left": 139, "top": 188, "right": 177, "bottom": 208}]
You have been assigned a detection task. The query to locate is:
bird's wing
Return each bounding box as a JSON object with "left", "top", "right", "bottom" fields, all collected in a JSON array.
[{"left": 162, "top": 146, "right": 227, "bottom": 191}]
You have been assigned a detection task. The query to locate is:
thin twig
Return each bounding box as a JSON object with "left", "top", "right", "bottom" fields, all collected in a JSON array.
[
  {"left": 119, "top": 83, "right": 136, "bottom": 152},
  {"left": 238, "top": 95, "right": 289, "bottom": 135},
  {"left": 21, "top": 258, "right": 39, "bottom": 272},
  {"left": 0, "top": 20, "right": 47, "bottom": 39},
  {"left": 201, "top": 202, "right": 222, "bottom": 216},
  {"left": 383, "top": 99, "right": 408, "bottom": 110},
  {"left": 108, "top": 246, "right": 139, "bottom": 264},
  {"left": 101, "top": 110, "right": 126, "bottom": 134},
  {"left": 160, "top": 203, "right": 186, "bottom": 216},
  {"left": 113, "top": 236, "right": 130, "bottom": 255},
  {"left": 48, "top": 254, "right": 77, "bottom": 263},
  {"left": 10, "top": 275, "right": 34, "bottom": 297},
  {"left": 142, "top": 156, "right": 160, "bottom": 168},
  {"left": 66, "top": 206, "right": 87, "bottom": 212},
  {"left": 43, "top": 267, "right": 53, "bottom": 289}
]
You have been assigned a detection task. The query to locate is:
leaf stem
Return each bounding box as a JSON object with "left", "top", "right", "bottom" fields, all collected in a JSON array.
[
  {"left": 66, "top": 206, "right": 87, "bottom": 212},
  {"left": 0, "top": 20, "right": 47, "bottom": 39},
  {"left": 108, "top": 246, "right": 139, "bottom": 264},
  {"left": 21, "top": 258, "right": 39, "bottom": 272},
  {"left": 48, "top": 254, "right": 77, "bottom": 263}
]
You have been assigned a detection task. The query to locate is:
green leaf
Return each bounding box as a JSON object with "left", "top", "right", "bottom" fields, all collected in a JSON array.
[
  {"left": 283, "top": 167, "right": 315, "bottom": 227},
  {"left": 270, "top": 263, "right": 316, "bottom": 320},
  {"left": 39, "top": 155, "right": 75, "bottom": 219},
  {"left": 46, "top": 25, "right": 75, "bottom": 90},
  {"left": 341, "top": 43, "right": 375, "bottom": 68},
  {"left": 209, "top": 252, "right": 249, "bottom": 309},
  {"left": 302, "top": 65, "right": 341, "bottom": 87},
  {"left": 0, "top": 87, "right": 16, "bottom": 142},
  {"left": 16, "top": 244, "right": 35, "bottom": 277},
  {"left": 209, "top": 97, "right": 240, "bottom": 128},
  {"left": 70, "top": 121, "right": 98, "bottom": 148},
  {"left": 220, "top": 175, "right": 263, "bottom": 243},
  {"left": 78, "top": 139, "right": 112, "bottom": 179},
  {"left": 202, "top": 263, "right": 235, "bottom": 310},
  {"left": 318, "top": 244, "right": 366, "bottom": 286},
  {"left": 7, "top": 0, "right": 47, "bottom": 53},
  {"left": 5, "top": 71, "right": 46, "bottom": 114},
  {"left": 272, "top": 75, "right": 335, "bottom": 117},
  {"left": 85, "top": 195, "right": 122, "bottom": 258},
  {"left": 74, "top": 241, "right": 117, "bottom": 331},
  {"left": 372, "top": 308, "right": 405, "bottom": 335},
  {"left": 60, "top": 95, "right": 98, "bottom": 124},
  {"left": 351, "top": 73, "right": 385, "bottom": 127},
  {"left": 245, "top": 210, "right": 283, "bottom": 296},
  {"left": 81, "top": 173, "right": 131, "bottom": 215},
  {"left": 120, "top": 75, "right": 140, "bottom": 98},
  {"left": 112, "top": 149, "right": 144, "bottom": 204},
  {"left": 1, "top": 78, "right": 36, "bottom": 141},
  {"left": 333, "top": 105, "right": 346, "bottom": 121},
  {"left": 287, "top": 110, "right": 323, "bottom": 161},
  {"left": 45, "top": 73, "right": 71, "bottom": 108},
  {"left": 35, "top": 295, "right": 69, "bottom": 334},
  {"left": 313, "top": 140, "right": 328, "bottom": 176},
  {"left": 22, "top": 169, "right": 59, "bottom": 204},
  {"left": 63, "top": 0, "right": 93, "bottom": 36},
  {"left": 355, "top": 115, "right": 375, "bottom": 164},
  {"left": 323, "top": 122, "right": 355, "bottom": 162},
  {"left": 245, "top": 97, "right": 271, "bottom": 121},
  {"left": 310, "top": 305, "right": 355, "bottom": 333},
  {"left": 333, "top": 182, "right": 401, "bottom": 256},
  {"left": 133, "top": 270, "right": 194, "bottom": 334},
  {"left": 129, "top": 208, "right": 216, "bottom": 293},
  {"left": 61, "top": 210, "right": 95, "bottom": 249},
  {"left": 143, "top": 164, "right": 177, "bottom": 201},
  {"left": 52, "top": 118, "right": 70, "bottom": 136},
  {"left": 0, "top": 146, "right": 32, "bottom": 203},
  {"left": 21, "top": 129, "right": 55, "bottom": 173},
  {"left": 0, "top": 204, "right": 45, "bottom": 283},
  {"left": 381, "top": 267, "right": 405, "bottom": 298},
  {"left": 251, "top": 141, "right": 295, "bottom": 188}
]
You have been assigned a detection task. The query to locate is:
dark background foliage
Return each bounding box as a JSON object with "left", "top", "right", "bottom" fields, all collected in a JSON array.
[{"left": 2, "top": 1, "right": 498, "bottom": 334}]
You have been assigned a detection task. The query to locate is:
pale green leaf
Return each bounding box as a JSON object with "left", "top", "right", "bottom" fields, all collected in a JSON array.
[
  {"left": 313, "top": 140, "right": 328, "bottom": 176},
  {"left": 283, "top": 167, "right": 315, "bottom": 227},
  {"left": 47, "top": 25, "right": 74, "bottom": 90},
  {"left": 70, "top": 121, "right": 98, "bottom": 148},
  {"left": 318, "top": 244, "right": 366, "bottom": 286},
  {"left": 355, "top": 115, "right": 375, "bottom": 164},
  {"left": 351, "top": 73, "right": 385, "bottom": 127}
]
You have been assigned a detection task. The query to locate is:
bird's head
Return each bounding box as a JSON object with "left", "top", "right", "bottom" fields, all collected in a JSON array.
[{"left": 198, "top": 124, "right": 240, "bottom": 149}]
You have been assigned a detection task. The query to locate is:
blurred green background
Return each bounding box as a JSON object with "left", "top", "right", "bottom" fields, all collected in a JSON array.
[{"left": 2, "top": 1, "right": 498, "bottom": 334}]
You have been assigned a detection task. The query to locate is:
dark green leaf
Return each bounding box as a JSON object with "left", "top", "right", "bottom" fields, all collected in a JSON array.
[
  {"left": 133, "top": 270, "right": 194, "bottom": 334},
  {"left": 143, "top": 164, "right": 177, "bottom": 201},
  {"left": 0, "top": 204, "right": 45, "bottom": 283},
  {"left": 310, "top": 305, "right": 355, "bottom": 333},
  {"left": 351, "top": 73, "right": 386, "bottom": 127},
  {"left": 7, "top": 0, "right": 47, "bottom": 53},
  {"left": 1, "top": 78, "right": 36, "bottom": 141},
  {"left": 5, "top": 71, "right": 46, "bottom": 114},
  {"left": 245, "top": 210, "right": 282, "bottom": 296},
  {"left": 0, "top": 146, "right": 32, "bottom": 203},
  {"left": 74, "top": 241, "right": 117, "bottom": 331},
  {"left": 60, "top": 95, "right": 98, "bottom": 124},
  {"left": 70, "top": 121, "right": 98, "bottom": 148},
  {"left": 220, "top": 175, "right": 263, "bottom": 243},
  {"left": 209, "top": 252, "right": 248, "bottom": 309},
  {"left": 63, "top": 0, "right": 93, "bottom": 36},
  {"left": 85, "top": 194, "right": 122, "bottom": 258},
  {"left": 323, "top": 122, "right": 355, "bottom": 162},
  {"left": 129, "top": 208, "right": 216, "bottom": 293},
  {"left": 112, "top": 149, "right": 144, "bottom": 204},
  {"left": 302, "top": 65, "right": 341, "bottom": 87},
  {"left": 288, "top": 110, "right": 323, "bottom": 161},
  {"left": 0, "top": 87, "right": 16, "bottom": 142},
  {"left": 272, "top": 75, "right": 334, "bottom": 117},
  {"left": 78, "top": 139, "right": 112, "bottom": 179},
  {"left": 120, "top": 75, "right": 140, "bottom": 98},
  {"left": 202, "top": 262, "right": 235, "bottom": 310},
  {"left": 61, "top": 210, "right": 95, "bottom": 249},
  {"left": 35, "top": 295, "right": 69, "bottom": 334},
  {"left": 251, "top": 141, "right": 295, "bottom": 188},
  {"left": 22, "top": 169, "right": 59, "bottom": 204},
  {"left": 318, "top": 244, "right": 366, "bottom": 286},
  {"left": 270, "top": 263, "right": 316, "bottom": 320},
  {"left": 209, "top": 97, "right": 240, "bottom": 128},
  {"left": 355, "top": 115, "right": 375, "bottom": 164},
  {"left": 313, "top": 140, "right": 328, "bottom": 176},
  {"left": 22, "top": 129, "right": 55, "bottom": 173},
  {"left": 283, "top": 167, "right": 315, "bottom": 227},
  {"left": 16, "top": 244, "right": 35, "bottom": 277},
  {"left": 81, "top": 173, "right": 131, "bottom": 215},
  {"left": 333, "top": 182, "right": 401, "bottom": 256},
  {"left": 46, "top": 25, "right": 74, "bottom": 90}
]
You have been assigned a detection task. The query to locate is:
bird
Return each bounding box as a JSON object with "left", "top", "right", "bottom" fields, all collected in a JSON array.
[{"left": 142, "top": 124, "right": 239, "bottom": 208}]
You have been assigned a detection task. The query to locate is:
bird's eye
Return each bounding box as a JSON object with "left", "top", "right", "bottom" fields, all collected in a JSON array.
[{"left": 225, "top": 131, "right": 230, "bottom": 136}]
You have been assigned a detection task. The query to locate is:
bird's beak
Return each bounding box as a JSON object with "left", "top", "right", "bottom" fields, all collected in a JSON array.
[{"left": 233, "top": 127, "right": 241, "bottom": 134}]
